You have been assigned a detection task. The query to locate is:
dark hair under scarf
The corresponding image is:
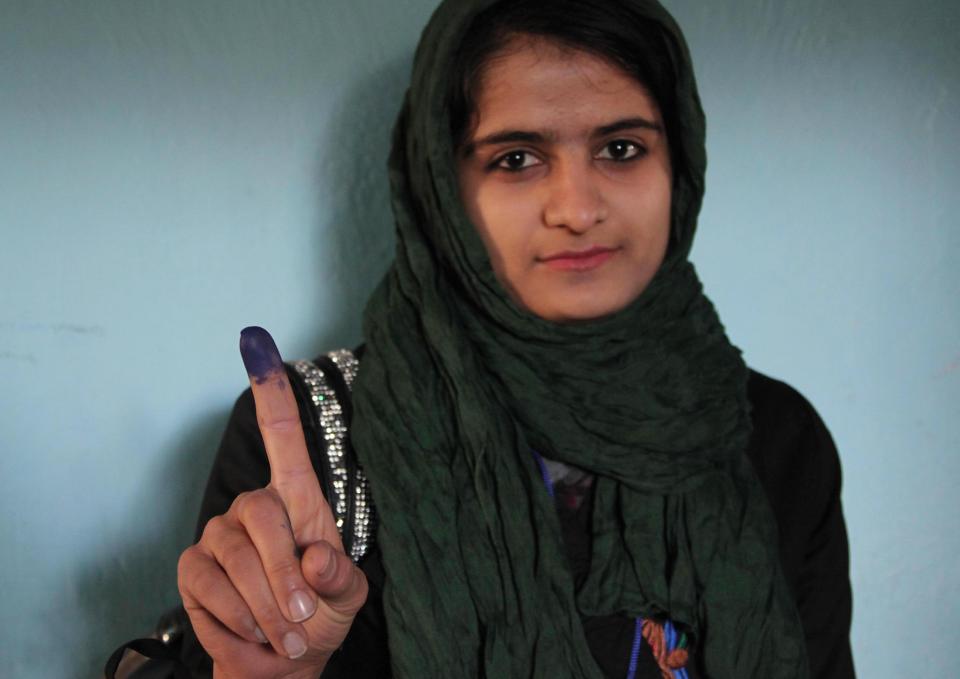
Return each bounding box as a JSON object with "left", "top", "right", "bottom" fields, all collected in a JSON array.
[{"left": 351, "top": 0, "right": 809, "bottom": 676}]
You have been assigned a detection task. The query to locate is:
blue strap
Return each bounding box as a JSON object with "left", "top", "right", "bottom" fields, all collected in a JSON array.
[
  {"left": 531, "top": 450, "right": 555, "bottom": 498},
  {"left": 664, "top": 619, "right": 689, "bottom": 679},
  {"left": 626, "top": 617, "right": 644, "bottom": 679}
]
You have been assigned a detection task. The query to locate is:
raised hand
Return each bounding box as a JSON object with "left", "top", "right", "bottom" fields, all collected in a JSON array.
[{"left": 178, "top": 327, "right": 368, "bottom": 679}]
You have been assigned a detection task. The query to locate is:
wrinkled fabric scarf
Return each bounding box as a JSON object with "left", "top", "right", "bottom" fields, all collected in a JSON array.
[{"left": 351, "top": 0, "right": 808, "bottom": 676}]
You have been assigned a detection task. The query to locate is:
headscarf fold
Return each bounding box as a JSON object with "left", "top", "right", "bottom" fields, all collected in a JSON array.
[{"left": 351, "top": 0, "right": 809, "bottom": 676}]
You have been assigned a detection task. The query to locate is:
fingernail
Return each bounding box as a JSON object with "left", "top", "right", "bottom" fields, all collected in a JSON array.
[
  {"left": 318, "top": 544, "right": 337, "bottom": 581},
  {"left": 239, "top": 327, "right": 283, "bottom": 384},
  {"left": 283, "top": 631, "right": 307, "bottom": 659},
  {"left": 254, "top": 626, "right": 268, "bottom": 644},
  {"left": 288, "top": 590, "right": 316, "bottom": 623}
]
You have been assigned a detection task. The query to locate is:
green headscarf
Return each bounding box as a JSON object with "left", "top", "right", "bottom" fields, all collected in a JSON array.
[{"left": 351, "top": 0, "right": 809, "bottom": 676}]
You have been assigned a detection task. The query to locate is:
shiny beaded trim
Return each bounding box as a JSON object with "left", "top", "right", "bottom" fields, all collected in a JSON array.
[
  {"left": 324, "top": 350, "right": 374, "bottom": 563},
  {"left": 289, "top": 352, "right": 374, "bottom": 564},
  {"left": 327, "top": 349, "right": 359, "bottom": 388},
  {"left": 289, "top": 360, "right": 348, "bottom": 532}
]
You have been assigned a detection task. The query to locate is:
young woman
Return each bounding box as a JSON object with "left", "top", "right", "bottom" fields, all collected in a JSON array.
[{"left": 175, "top": 0, "right": 855, "bottom": 677}]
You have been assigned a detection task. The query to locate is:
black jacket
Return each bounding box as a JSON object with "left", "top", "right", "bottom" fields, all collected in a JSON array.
[{"left": 182, "top": 368, "right": 855, "bottom": 678}]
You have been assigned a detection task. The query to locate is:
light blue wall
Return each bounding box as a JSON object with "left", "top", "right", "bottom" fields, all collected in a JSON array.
[{"left": 0, "top": 1, "right": 956, "bottom": 677}]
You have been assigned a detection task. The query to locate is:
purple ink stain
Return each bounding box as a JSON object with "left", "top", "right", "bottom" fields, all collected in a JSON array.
[{"left": 239, "top": 326, "right": 283, "bottom": 384}]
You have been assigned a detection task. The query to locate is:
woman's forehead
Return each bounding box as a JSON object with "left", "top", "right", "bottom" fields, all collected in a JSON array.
[
  {"left": 468, "top": 37, "right": 662, "bottom": 140},
  {"left": 475, "top": 35, "right": 639, "bottom": 95}
]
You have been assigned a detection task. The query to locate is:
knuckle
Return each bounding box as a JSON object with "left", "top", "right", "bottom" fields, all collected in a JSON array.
[
  {"left": 264, "top": 558, "right": 300, "bottom": 583},
  {"left": 229, "top": 490, "right": 254, "bottom": 517},
  {"left": 257, "top": 415, "right": 301, "bottom": 433},
  {"left": 181, "top": 599, "right": 205, "bottom": 617},
  {"left": 177, "top": 546, "right": 196, "bottom": 574},
  {"left": 237, "top": 489, "right": 285, "bottom": 526},
  {"left": 177, "top": 547, "right": 211, "bottom": 592},
  {"left": 218, "top": 540, "right": 256, "bottom": 575},
  {"left": 200, "top": 514, "right": 228, "bottom": 542},
  {"left": 189, "top": 563, "right": 224, "bottom": 599},
  {"left": 176, "top": 548, "right": 197, "bottom": 592}
]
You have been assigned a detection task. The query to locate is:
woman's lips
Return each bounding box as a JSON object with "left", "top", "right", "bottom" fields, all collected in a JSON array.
[{"left": 539, "top": 246, "right": 618, "bottom": 272}]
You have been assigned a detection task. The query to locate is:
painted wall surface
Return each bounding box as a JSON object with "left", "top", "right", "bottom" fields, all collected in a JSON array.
[{"left": 0, "top": 1, "right": 956, "bottom": 677}]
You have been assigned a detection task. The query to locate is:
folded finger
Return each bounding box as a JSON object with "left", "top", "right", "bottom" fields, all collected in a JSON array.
[
  {"left": 204, "top": 515, "right": 310, "bottom": 660},
  {"left": 236, "top": 488, "right": 318, "bottom": 624},
  {"left": 179, "top": 546, "right": 265, "bottom": 645}
]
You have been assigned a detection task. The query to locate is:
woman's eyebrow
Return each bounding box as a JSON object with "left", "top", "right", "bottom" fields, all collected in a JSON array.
[
  {"left": 462, "top": 117, "right": 662, "bottom": 157},
  {"left": 462, "top": 130, "right": 547, "bottom": 157},
  {"left": 594, "top": 117, "right": 663, "bottom": 137}
]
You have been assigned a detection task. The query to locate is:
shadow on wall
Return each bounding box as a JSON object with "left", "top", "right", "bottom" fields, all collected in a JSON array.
[
  {"left": 74, "top": 410, "right": 227, "bottom": 679},
  {"left": 74, "top": 59, "right": 412, "bottom": 678},
  {"left": 303, "top": 55, "right": 410, "bottom": 353}
]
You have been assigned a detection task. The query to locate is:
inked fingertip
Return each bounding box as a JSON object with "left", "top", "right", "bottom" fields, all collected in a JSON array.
[{"left": 239, "top": 326, "right": 283, "bottom": 384}]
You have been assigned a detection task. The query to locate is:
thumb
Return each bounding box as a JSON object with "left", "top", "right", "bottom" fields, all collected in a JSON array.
[{"left": 301, "top": 540, "right": 369, "bottom": 617}]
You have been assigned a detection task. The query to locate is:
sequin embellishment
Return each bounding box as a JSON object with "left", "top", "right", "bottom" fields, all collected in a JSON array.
[{"left": 289, "top": 351, "right": 374, "bottom": 564}]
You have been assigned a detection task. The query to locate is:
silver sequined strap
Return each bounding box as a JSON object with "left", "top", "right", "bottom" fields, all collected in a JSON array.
[
  {"left": 289, "top": 351, "right": 374, "bottom": 563},
  {"left": 327, "top": 348, "right": 358, "bottom": 388},
  {"left": 324, "top": 350, "right": 374, "bottom": 563}
]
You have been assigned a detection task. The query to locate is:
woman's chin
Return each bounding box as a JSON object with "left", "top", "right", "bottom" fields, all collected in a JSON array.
[{"left": 524, "top": 292, "right": 636, "bottom": 324}]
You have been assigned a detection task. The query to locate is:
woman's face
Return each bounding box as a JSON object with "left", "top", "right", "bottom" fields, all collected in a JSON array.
[{"left": 457, "top": 37, "right": 672, "bottom": 323}]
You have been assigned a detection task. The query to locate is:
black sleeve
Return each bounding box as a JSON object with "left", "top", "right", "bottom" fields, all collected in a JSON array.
[
  {"left": 746, "top": 372, "right": 856, "bottom": 679},
  {"left": 179, "top": 387, "right": 392, "bottom": 678}
]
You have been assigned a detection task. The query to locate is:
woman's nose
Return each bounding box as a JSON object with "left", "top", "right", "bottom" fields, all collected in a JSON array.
[{"left": 541, "top": 160, "right": 607, "bottom": 233}]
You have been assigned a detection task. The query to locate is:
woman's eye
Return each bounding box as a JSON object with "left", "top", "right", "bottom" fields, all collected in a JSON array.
[
  {"left": 597, "top": 140, "right": 644, "bottom": 161},
  {"left": 494, "top": 151, "right": 539, "bottom": 172}
]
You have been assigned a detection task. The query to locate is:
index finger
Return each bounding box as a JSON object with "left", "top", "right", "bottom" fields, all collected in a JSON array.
[{"left": 239, "top": 326, "right": 317, "bottom": 499}]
